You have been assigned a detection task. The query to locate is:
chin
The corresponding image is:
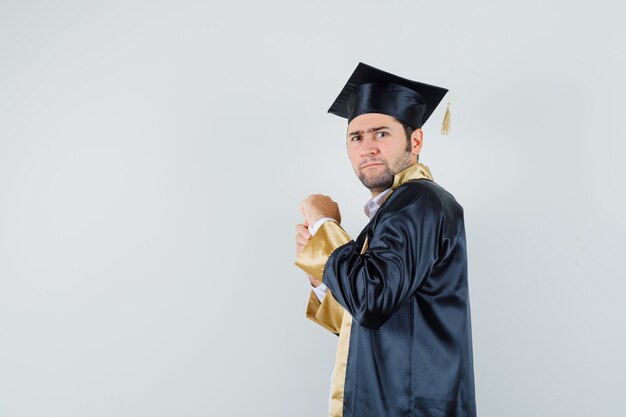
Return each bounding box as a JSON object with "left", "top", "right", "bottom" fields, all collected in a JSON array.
[{"left": 359, "top": 174, "right": 393, "bottom": 191}]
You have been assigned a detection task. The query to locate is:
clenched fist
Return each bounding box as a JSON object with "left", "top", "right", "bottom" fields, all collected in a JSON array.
[{"left": 298, "top": 194, "right": 341, "bottom": 227}]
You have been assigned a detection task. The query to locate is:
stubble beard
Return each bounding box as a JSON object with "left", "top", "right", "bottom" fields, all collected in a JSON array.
[{"left": 357, "top": 150, "right": 414, "bottom": 194}]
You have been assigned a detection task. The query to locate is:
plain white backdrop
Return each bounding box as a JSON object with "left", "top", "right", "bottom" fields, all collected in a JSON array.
[{"left": 1, "top": 1, "right": 625, "bottom": 416}]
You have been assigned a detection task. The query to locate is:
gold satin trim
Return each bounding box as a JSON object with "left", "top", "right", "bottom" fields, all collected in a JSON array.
[
  {"left": 359, "top": 236, "right": 368, "bottom": 255},
  {"left": 329, "top": 311, "right": 352, "bottom": 417},
  {"left": 306, "top": 290, "right": 344, "bottom": 335},
  {"left": 391, "top": 162, "right": 433, "bottom": 190},
  {"left": 295, "top": 221, "right": 351, "bottom": 280}
]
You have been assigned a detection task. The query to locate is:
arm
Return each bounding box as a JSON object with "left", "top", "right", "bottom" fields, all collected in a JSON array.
[
  {"left": 300, "top": 183, "right": 455, "bottom": 329},
  {"left": 295, "top": 210, "right": 350, "bottom": 334}
]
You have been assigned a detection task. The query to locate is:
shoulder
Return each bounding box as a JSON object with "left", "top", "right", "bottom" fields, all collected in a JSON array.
[
  {"left": 373, "top": 180, "right": 466, "bottom": 247},
  {"left": 385, "top": 179, "right": 463, "bottom": 217}
]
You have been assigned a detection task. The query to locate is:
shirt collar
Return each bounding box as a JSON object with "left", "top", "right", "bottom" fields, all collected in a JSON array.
[{"left": 364, "top": 188, "right": 392, "bottom": 219}]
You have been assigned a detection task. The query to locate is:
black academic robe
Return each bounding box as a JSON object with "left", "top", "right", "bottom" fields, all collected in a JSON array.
[{"left": 318, "top": 178, "right": 476, "bottom": 417}]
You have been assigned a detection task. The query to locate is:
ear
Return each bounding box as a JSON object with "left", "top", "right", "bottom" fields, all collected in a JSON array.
[{"left": 411, "top": 129, "right": 423, "bottom": 157}]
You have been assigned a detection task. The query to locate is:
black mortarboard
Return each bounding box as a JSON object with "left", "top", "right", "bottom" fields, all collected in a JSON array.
[{"left": 328, "top": 62, "right": 449, "bottom": 130}]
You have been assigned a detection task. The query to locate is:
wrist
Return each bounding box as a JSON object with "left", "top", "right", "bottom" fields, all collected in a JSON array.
[{"left": 308, "top": 217, "right": 336, "bottom": 235}]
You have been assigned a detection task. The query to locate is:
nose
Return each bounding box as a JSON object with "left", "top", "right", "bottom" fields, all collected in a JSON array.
[{"left": 360, "top": 138, "right": 379, "bottom": 157}]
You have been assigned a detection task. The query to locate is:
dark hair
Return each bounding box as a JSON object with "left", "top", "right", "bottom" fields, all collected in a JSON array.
[
  {"left": 401, "top": 123, "right": 419, "bottom": 162},
  {"left": 402, "top": 124, "right": 414, "bottom": 147}
]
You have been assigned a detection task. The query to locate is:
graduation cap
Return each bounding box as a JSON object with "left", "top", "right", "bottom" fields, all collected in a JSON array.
[{"left": 328, "top": 62, "right": 451, "bottom": 134}]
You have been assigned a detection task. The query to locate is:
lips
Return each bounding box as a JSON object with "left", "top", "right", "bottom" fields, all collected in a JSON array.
[{"left": 360, "top": 161, "right": 384, "bottom": 169}]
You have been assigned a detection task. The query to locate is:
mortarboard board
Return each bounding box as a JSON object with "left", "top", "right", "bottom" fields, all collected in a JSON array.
[{"left": 328, "top": 62, "right": 449, "bottom": 132}]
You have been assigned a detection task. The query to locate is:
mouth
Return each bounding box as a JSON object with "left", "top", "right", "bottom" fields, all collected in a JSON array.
[{"left": 360, "top": 162, "right": 384, "bottom": 169}]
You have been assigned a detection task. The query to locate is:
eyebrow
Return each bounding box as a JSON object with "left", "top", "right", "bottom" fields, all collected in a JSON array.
[{"left": 348, "top": 126, "right": 390, "bottom": 137}]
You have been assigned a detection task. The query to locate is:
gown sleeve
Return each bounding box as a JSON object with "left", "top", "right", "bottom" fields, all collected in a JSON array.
[
  {"left": 295, "top": 221, "right": 352, "bottom": 334},
  {"left": 305, "top": 289, "right": 345, "bottom": 335}
]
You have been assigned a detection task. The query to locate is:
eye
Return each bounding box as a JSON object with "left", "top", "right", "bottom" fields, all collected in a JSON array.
[
  {"left": 375, "top": 131, "right": 389, "bottom": 138},
  {"left": 350, "top": 135, "right": 362, "bottom": 142}
]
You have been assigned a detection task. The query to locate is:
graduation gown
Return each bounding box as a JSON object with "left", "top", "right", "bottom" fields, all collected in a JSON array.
[{"left": 296, "top": 164, "right": 476, "bottom": 417}]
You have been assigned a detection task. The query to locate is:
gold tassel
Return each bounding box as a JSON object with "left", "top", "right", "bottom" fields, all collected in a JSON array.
[{"left": 441, "top": 95, "right": 451, "bottom": 135}]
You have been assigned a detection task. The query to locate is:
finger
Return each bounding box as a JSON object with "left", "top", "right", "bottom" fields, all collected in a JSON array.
[
  {"left": 296, "top": 234, "right": 309, "bottom": 246},
  {"left": 296, "top": 224, "right": 311, "bottom": 239}
]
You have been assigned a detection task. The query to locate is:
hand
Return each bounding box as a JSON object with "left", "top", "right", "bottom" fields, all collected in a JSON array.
[
  {"left": 307, "top": 273, "right": 322, "bottom": 288},
  {"left": 295, "top": 222, "right": 322, "bottom": 286},
  {"left": 298, "top": 194, "right": 341, "bottom": 227},
  {"left": 295, "top": 222, "right": 311, "bottom": 258}
]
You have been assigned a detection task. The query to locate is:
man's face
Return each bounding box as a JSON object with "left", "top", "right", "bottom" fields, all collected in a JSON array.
[{"left": 346, "top": 113, "right": 422, "bottom": 194}]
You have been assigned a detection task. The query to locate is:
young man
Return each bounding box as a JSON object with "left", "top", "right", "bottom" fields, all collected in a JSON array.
[{"left": 295, "top": 63, "right": 476, "bottom": 417}]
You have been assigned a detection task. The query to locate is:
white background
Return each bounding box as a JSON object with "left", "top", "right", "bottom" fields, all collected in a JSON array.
[{"left": 1, "top": 1, "right": 625, "bottom": 416}]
